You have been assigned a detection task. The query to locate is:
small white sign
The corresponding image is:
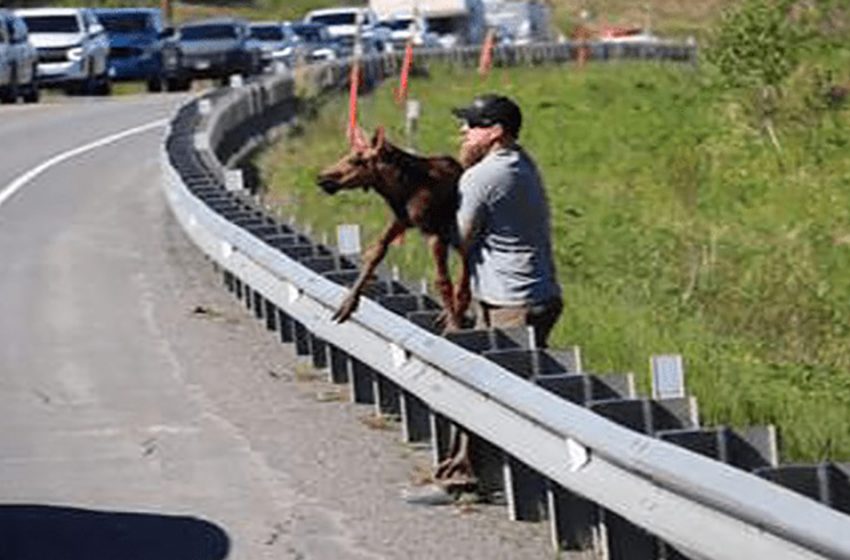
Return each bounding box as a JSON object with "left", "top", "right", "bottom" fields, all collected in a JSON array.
[
  {"left": 565, "top": 438, "right": 590, "bottom": 472},
  {"left": 406, "top": 99, "right": 421, "bottom": 120},
  {"left": 651, "top": 354, "right": 685, "bottom": 399},
  {"left": 229, "top": 74, "right": 244, "bottom": 88},
  {"left": 225, "top": 169, "right": 244, "bottom": 192},
  {"left": 198, "top": 98, "right": 212, "bottom": 116},
  {"left": 220, "top": 241, "right": 233, "bottom": 259},
  {"left": 285, "top": 281, "right": 301, "bottom": 303},
  {"left": 337, "top": 224, "right": 362, "bottom": 256},
  {"left": 193, "top": 132, "right": 209, "bottom": 151},
  {"left": 390, "top": 342, "right": 408, "bottom": 368}
]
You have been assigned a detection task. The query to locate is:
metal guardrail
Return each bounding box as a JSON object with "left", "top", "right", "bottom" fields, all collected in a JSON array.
[{"left": 160, "top": 42, "right": 850, "bottom": 560}]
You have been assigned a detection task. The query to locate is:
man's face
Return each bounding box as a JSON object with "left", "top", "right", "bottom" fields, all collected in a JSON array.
[{"left": 458, "top": 121, "right": 501, "bottom": 168}]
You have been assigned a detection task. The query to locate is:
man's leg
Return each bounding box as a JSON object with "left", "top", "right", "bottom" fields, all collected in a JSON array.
[{"left": 526, "top": 297, "right": 563, "bottom": 348}]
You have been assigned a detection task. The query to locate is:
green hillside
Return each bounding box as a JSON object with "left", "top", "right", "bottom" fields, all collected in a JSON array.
[{"left": 257, "top": 0, "right": 850, "bottom": 462}]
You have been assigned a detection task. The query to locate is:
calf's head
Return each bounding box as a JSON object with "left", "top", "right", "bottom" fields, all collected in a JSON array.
[{"left": 317, "top": 127, "right": 387, "bottom": 195}]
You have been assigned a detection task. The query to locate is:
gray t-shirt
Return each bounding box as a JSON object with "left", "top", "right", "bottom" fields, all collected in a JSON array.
[{"left": 456, "top": 145, "right": 561, "bottom": 306}]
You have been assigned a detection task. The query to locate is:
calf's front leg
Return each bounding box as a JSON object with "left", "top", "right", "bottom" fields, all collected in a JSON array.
[{"left": 333, "top": 219, "right": 407, "bottom": 323}]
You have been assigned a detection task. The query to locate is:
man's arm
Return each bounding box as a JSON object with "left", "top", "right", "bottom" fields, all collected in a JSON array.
[{"left": 453, "top": 174, "right": 488, "bottom": 317}]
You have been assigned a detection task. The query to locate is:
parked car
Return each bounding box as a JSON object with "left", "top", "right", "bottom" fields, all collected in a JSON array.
[
  {"left": 378, "top": 13, "right": 441, "bottom": 51},
  {"left": 93, "top": 8, "right": 180, "bottom": 92},
  {"left": 303, "top": 7, "right": 390, "bottom": 55},
  {"left": 290, "top": 22, "right": 339, "bottom": 62},
  {"left": 177, "top": 18, "right": 262, "bottom": 87},
  {"left": 16, "top": 7, "right": 110, "bottom": 95},
  {"left": 248, "top": 21, "right": 300, "bottom": 69},
  {"left": 0, "top": 10, "right": 39, "bottom": 103}
]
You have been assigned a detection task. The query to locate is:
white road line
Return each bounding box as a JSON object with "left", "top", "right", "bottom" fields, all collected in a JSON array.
[{"left": 0, "top": 118, "right": 168, "bottom": 211}]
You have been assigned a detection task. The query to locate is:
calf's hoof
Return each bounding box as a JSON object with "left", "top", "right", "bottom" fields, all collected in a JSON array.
[{"left": 332, "top": 295, "right": 359, "bottom": 323}]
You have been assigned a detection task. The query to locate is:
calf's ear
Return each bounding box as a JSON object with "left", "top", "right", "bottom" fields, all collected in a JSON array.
[
  {"left": 350, "top": 126, "right": 369, "bottom": 152},
  {"left": 372, "top": 126, "right": 386, "bottom": 150}
]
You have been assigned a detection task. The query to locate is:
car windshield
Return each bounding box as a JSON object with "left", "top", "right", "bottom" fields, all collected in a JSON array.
[
  {"left": 97, "top": 13, "right": 152, "bottom": 33},
  {"left": 385, "top": 19, "right": 414, "bottom": 31},
  {"left": 22, "top": 15, "right": 80, "bottom": 33},
  {"left": 308, "top": 13, "right": 356, "bottom": 26},
  {"left": 292, "top": 25, "right": 324, "bottom": 42},
  {"left": 427, "top": 17, "right": 454, "bottom": 35},
  {"left": 250, "top": 26, "right": 283, "bottom": 41},
  {"left": 181, "top": 24, "right": 237, "bottom": 41}
]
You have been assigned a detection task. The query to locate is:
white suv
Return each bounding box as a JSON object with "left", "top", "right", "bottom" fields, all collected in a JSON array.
[
  {"left": 303, "top": 7, "right": 390, "bottom": 55},
  {"left": 16, "top": 7, "right": 111, "bottom": 95}
]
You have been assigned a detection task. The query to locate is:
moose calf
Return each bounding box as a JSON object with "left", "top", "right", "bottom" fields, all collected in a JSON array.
[{"left": 316, "top": 127, "right": 470, "bottom": 330}]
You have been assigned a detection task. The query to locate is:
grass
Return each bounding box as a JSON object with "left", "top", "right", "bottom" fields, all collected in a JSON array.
[
  {"left": 256, "top": 55, "right": 850, "bottom": 463},
  {"left": 549, "top": 0, "right": 736, "bottom": 39}
]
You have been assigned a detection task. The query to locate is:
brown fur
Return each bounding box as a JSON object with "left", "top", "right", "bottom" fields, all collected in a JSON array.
[{"left": 317, "top": 127, "right": 469, "bottom": 329}]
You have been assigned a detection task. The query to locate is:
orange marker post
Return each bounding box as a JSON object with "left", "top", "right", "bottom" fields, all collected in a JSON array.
[
  {"left": 394, "top": 40, "right": 415, "bottom": 105},
  {"left": 347, "top": 62, "right": 361, "bottom": 146},
  {"left": 478, "top": 28, "right": 496, "bottom": 77}
]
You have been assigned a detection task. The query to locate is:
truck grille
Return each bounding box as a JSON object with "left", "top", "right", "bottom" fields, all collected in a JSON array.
[
  {"left": 109, "top": 46, "right": 143, "bottom": 60},
  {"left": 37, "top": 48, "right": 69, "bottom": 64}
]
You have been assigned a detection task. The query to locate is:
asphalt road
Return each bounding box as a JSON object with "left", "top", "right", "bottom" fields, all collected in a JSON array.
[{"left": 0, "top": 93, "right": 568, "bottom": 559}]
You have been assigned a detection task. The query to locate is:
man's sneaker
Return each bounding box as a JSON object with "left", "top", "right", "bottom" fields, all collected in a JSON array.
[{"left": 401, "top": 483, "right": 455, "bottom": 506}]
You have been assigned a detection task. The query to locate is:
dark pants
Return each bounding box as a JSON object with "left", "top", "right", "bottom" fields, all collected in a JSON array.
[{"left": 474, "top": 297, "right": 563, "bottom": 348}]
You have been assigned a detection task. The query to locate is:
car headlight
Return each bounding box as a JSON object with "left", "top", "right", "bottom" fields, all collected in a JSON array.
[
  {"left": 273, "top": 46, "right": 293, "bottom": 58},
  {"left": 67, "top": 46, "right": 84, "bottom": 61}
]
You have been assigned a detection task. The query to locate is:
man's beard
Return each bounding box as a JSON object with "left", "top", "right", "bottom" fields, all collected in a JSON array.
[{"left": 459, "top": 141, "right": 490, "bottom": 169}]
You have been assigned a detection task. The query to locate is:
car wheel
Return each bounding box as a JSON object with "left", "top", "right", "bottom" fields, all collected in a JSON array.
[
  {"left": 83, "top": 68, "right": 98, "bottom": 96},
  {"left": 146, "top": 76, "right": 163, "bottom": 93},
  {"left": 22, "top": 65, "right": 40, "bottom": 103},
  {"left": 0, "top": 68, "right": 19, "bottom": 104},
  {"left": 166, "top": 77, "right": 190, "bottom": 92},
  {"left": 94, "top": 73, "right": 111, "bottom": 96},
  {"left": 21, "top": 80, "right": 39, "bottom": 104}
]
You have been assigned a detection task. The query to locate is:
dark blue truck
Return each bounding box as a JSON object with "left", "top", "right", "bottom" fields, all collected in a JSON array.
[{"left": 93, "top": 8, "right": 185, "bottom": 92}]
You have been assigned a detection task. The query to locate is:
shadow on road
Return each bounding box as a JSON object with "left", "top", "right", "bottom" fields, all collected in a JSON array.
[{"left": 0, "top": 504, "right": 230, "bottom": 560}]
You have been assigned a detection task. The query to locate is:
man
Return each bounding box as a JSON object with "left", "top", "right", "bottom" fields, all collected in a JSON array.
[
  {"left": 403, "top": 94, "right": 562, "bottom": 505},
  {"left": 452, "top": 93, "right": 562, "bottom": 348}
]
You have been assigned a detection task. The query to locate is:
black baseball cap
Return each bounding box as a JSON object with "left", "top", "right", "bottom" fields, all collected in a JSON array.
[{"left": 452, "top": 94, "right": 522, "bottom": 138}]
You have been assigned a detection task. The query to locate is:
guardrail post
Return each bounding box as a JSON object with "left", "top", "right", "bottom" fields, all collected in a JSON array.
[
  {"left": 504, "top": 455, "right": 547, "bottom": 521},
  {"left": 548, "top": 484, "right": 599, "bottom": 551},
  {"left": 277, "top": 309, "right": 294, "bottom": 343},
  {"left": 223, "top": 269, "right": 235, "bottom": 292},
  {"left": 264, "top": 299, "right": 277, "bottom": 331},
  {"left": 373, "top": 375, "right": 401, "bottom": 417},
  {"left": 233, "top": 276, "right": 243, "bottom": 300},
  {"left": 603, "top": 509, "right": 658, "bottom": 560},
  {"left": 429, "top": 411, "right": 453, "bottom": 466},
  {"left": 310, "top": 335, "right": 329, "bottom": 370},
  {"left": 243, "top": 284, "right": 253, "bottom": 312},
  {"left": 293, "top": 320, "right": 311, "bottom": 356},
  {"left": 400, "top": 390, "right": 430, "bottom": 442},
  {"left": 349, "top": 357, "right": 376, "bottom": 404},
  {"left": 465, "top": 433, "right": 505, "bottom": 500},
  {"left": 252, "top": 291, "right": 264, "bottom": 320},
  {"left": 327, "top": 344, "right": 350, "bottom": 384}
]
